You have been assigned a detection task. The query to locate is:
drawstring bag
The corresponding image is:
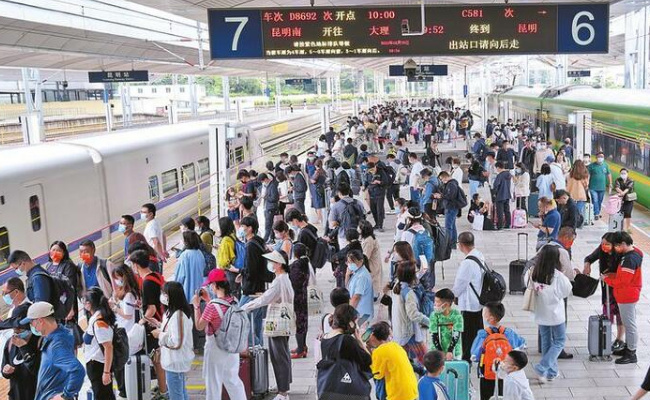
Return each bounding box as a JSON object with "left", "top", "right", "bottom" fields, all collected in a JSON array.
[{"left": 316, "top": 334, "right": 372, "bottom": 400}]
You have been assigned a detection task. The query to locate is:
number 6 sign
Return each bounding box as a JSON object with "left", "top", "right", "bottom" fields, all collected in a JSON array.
[
  {"left": 209, "top": 10, "right": 264, "bottom": 59},
  {"left": 557, "top": 4, "right": 609, "bottom": 53}
]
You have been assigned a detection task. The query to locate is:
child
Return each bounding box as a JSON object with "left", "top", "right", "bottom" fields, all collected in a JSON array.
[
  {"left": 498, "top": 350, "right": 534, "bottom": 400},
  {"left": 418, "top": 350, "right": 451, "bottom": 400},
  {"left": 321, "top": 287, "right": 350, "bottom": 335},
  {"left": 470, "top": 302, "right": 526, "bottom": 400},
  {"left": 369, "top": 322, "right": 418, "bottom": 400},
  {"left": 429, "top": 288, "right": 464, "bottom": 360}
]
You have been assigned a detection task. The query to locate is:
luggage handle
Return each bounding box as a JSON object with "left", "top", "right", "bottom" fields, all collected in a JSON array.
[
  {"left": 517, "top": 232, "right": 528, "bottom": 261},
  {"left": 602, "top": 276, "right": 611, "bottom": 320}
]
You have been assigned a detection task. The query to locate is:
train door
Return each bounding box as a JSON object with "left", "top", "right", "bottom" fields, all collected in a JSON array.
[
  {"left": 536, "top": 109, "right": 551, "bottom": 139},
  {"left": 24, "top": 184, "right": 49, "bottom": 253}
]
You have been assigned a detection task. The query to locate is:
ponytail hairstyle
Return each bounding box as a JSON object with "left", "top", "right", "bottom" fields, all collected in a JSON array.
[{"left": 85, "top": 287, "right": 116, "bottom": 326}]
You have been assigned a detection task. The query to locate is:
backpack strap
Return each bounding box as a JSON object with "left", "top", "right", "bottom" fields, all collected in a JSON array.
[
  {"left": 98, "top": 259, "right": 111, "bottom": 285},
  {"left": 466, "top": 255, "right": 488, "bottom": 301}
]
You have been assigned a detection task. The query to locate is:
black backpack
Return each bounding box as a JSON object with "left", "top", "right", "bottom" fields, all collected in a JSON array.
[
  {"left": 384, "top": 165, "right": 396, "bottom": 185},
  {"left": 302, "top": 228, "right": 331, "bottom": 270},
  {"left": 94, "top": 318, "right": 129, "bottom": 372},
  {"left": 32, "top": 269, "right": 76, "bottom": 320},
  {"left": 339, "top": 199, "right": 365, "bottom": 232},
  {"left": 455, "top": 184, "right": 468, "bottom": 209},
  {"left": 467, "top": 256, "right": 506, "bottom": 305}
]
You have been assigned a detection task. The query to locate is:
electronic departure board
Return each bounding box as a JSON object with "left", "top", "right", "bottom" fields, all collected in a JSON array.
[{"left": 208, "top": 4, "right": 609, "bottom": 59}]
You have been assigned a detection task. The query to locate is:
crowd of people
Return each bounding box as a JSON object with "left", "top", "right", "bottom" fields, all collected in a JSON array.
[{"left": 0, "top": 98, "right": 647, "bottom": 400}]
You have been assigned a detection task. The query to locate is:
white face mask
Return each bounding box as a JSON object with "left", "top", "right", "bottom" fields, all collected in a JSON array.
[
  {"left": 159, "top": 293, "right": 169, "bottom": 306},
  {"left": 140, "top": 212, "right": 148, "bottom": 221},
  {"left": 620, "top": 173, "right": 628, "bottom": 180},
  {"left": 597, "top": 157, "right": 604, "bottom": 163}
]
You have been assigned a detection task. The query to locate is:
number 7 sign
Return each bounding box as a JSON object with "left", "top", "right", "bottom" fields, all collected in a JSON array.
[{"left": 209, "top": 10, "right": 264, "bottom": 59}]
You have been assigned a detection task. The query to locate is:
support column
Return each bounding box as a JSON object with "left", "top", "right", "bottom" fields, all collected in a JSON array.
[
  {"left": 222, "top": 76, "right": 231, "bottom": 111},
  {"left": 555, "top": 54, "right": 568, "bottom": 86},
  {"left": 20, "top": 68, "right": 44, "bottom": 144},
  {"left": 357, "top": 70, "right": 365, "bottom": 98},
  {"left": 317, "top": 78, "right": 322, "bottom": 95},
  {"left": 275, "top": 78, "right": 282, "bottom": 118},
  {"left": 624, "top": 6, "right": 649, "bottom": 89},
  {"left": 120, "top": 83, "right": 133, "bottom": 128},
  {"left": 189, "top": 75, "right": 199, "bottom": 117},
  {"left": 525, "top": 56, "right": 530, "bottom": 87}
]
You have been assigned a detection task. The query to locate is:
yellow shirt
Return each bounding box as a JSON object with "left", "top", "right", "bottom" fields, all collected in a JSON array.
[
  {"left": 217, "top": 235, "right": 236, "bottom": 269},
  {"left": 371, "top": 342, "right": 418, "bottom": 400}
]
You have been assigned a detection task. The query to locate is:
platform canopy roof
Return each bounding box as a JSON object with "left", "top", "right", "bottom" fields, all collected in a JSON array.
[{"left": 0, "top": 0, "right": 642, "bottom": 79}]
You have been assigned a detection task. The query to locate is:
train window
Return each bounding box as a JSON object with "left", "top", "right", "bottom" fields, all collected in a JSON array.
[
  {"left": 234, "top": 146, "right": 245, "bottom": 164},
  {"left": 198, "top": 158, "right": 210, "bottom": 179},
  {"left": 161, "top": 169, "right": 179, "bottom": 197},
  {"left": 148, "top": 175, "right": 160, "bottom": 201},
  {"left": 181, "top": 163, "right": 196, "bottom": 189},
  {"left": 29, "top": 195, "right": 41, "bottom": 232},
  {"left": 0, "top": 227, "right": 9, "bottom": 271}
]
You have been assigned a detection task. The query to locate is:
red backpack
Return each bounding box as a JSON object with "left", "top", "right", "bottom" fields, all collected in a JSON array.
[{"left": 479, "top": 326, "right": 512, "bottom": 380}]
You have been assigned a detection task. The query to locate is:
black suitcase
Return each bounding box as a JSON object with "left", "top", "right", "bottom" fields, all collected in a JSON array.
[{"left": 508, "top": 233, "right": 528, "bottom": 294}]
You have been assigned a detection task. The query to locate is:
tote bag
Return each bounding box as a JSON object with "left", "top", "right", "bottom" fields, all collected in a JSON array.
[
  {"left": 316, "top": 334, "right": 372, "bottom": 400},
  {"left": 522, "top": 276, "right": 536, "bottom": 312},
  {"left": 263, "top": 285, "right": 296, "bottom": 337},
  {"left": 471, "top": 212, "right": 485, "bottom": 231}
]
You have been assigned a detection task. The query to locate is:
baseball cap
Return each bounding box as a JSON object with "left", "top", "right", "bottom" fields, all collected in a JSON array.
[
  {"left": 545, "top": 155, "right": 555, "bottom": 163},
  {"left": 20, "top": 302, "right": 54, "bottom": 325},
  {"left": 203, "top": 269, "right": 227, "bottom": 286}
]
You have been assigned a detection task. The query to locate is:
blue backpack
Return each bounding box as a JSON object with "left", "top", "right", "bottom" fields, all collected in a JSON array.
[
  {"left": 233, "top": 238, "right": 246, "bottom": 270},
  {"left": 408, "top": 228, "right": 434, "bottom": 264},
  {"left": 402, "top": 284, "right": 436, "bottom": 317}
]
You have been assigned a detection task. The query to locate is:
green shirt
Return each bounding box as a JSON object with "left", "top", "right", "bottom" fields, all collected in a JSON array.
[
  {"left": 588, "top": 162, "right": 610, "bottom": 190},
  {"left": 429, "top": 308, "right": 464, "bottom": 358}
]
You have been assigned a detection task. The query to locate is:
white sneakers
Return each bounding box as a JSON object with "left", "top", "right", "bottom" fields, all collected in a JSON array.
[{"left": 273, "top": 394, "right": 290, "bottom": 400}]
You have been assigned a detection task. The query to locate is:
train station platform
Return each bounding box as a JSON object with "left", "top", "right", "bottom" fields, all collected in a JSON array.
[{"left": 149, "top": 138, "right": 650, "bottom": 400}]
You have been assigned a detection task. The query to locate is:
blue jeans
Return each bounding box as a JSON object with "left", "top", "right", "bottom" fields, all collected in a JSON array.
[
  {"left": 590, "top": 189, "right": 605, "bottom": 216},
  {"left": 535, "top": 323, "right": 566, "bottom": 379},
  {"left": 166, "top": 371, "right": 189, "bottom": 400},
  {"left": 444, "top": 208, "right": 459, "bottom": 245},
  {"left": 576, "top": 201, "right": 585, "bottom": 226},
  {"left": 240, "top": 295, "right": 267, "bottom": 346},
  {"left": 410, "top": 187, "right": 421, "bottom": 204},
  {"left": 469, "top": 180, "right": 480, "bottom": 197}
]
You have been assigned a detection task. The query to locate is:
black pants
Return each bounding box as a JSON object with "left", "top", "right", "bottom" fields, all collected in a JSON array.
[
  {"left": 462, "top": 310, "right": 483, "bottom": 362},
  {"left": 495, "top": 199, "right": 511, "bottom": 229},
  {"left": 293, "top": 198, "right": 305, "bottom": 214},
  {"left": 87, "top": 360, "right": 116, "bottom": 400},
  {"left": 480, "top": 378, "right": 503, "bottom": 400},
  {"left": 386, "top": 184, "right": 399, "bottom": 210},
  {"left": 263, "top": 208, "right": 277, "bottom": 242},
  {"left": 115, "top": 366, "right": 126, "bottom": 397},
  {"left": 424, "top": 134, "right": 431, "bottom": 148},
  {"left": 369, "top": 195, "right": 386, "bottom": 229},
  {"left": 516, "top": 196, "right": 528, "bottom": 213}
]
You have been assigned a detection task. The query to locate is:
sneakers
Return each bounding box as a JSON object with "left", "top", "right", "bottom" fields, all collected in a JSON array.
[
  {"left": 612, "top": 339, "right": 626, "bottom": 352},
  {"left": 615, "top": 349, "right": 637, "bottom": 365},
  {"left": 558, "top": 350, "right": 574, "bottom": 359},
  {"left": 612, "top": 345, "right": 627, "bottom": 357},
  {"left": 273, "top": 395, "right": 290, "bottom": 400},
  {"left": 535, "top": 371, "right": 547, "bottom": 384}
]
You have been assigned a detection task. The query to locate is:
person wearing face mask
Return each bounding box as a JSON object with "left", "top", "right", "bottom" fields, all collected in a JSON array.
[
  {"left": 583, "top": 233, "right": 625, "bottom": 351},
  {"left": 288, "top": 165, "right": 308, "bottom": 214},
  {"left": 119, "top": 214, "right": 148, "bottom": 260},
  {"left": 587, "top": 151, "right": 612, "bottom": 219},
  {"left": 173, "top": 231, "right": 206, "bottom": 304},
  {"left": 151, "top": 282, "right": 194, "bottom": 400},
  {"left": 1, "top": 280, "right": 40, "bottom": 400},
  {"left": 78, "top": 239, "right": 113, "bottom": 301},
  {"left": 239, "top": 216, "right": 273, "bottom": 346},
  {"left": 193, "top": 269, "right": 247, "bottom": 399},
  {"left": 7, "top": 250, "right": 54, "bottom": 310},
  {"left": 288, "top": 243, "right": 310, "bottom": 359},
  {"left": 346, "top": 249, "right": 375, "bottom": 326},
  {"left": 614, "top": 168, "right": 635, "bottom": 232},
  {"left": 109, "top": 265, "right": 141, "bottom": 399},
  {"left": 496, "top": 140, "right": 516, "bottom": 170},
  {"left": 242, "top": 250, "right": 295, "bottom": 400},
  {"left": 81, "top": 287, "right": 116, "bottom": 399},
  {"left": 533, "top": 141, "right": 554, "bottom": 175},
  {"left": 141, "top": 203, "right": 169, "bottom": 265},
  {"left": 20, "top": 301, "right": 85, "bottom": 400},
  {"left": 429, "top": 288, "right": 463, "bottom": 361},
  {"left": 497, "top": 350, "right": 534, "bottom": 400}
]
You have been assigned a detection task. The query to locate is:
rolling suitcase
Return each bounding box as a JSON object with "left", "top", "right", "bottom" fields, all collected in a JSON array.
[
  {"left": 223, "top": 355, "right": 253, "bottom": 400},
  {"left": 608, "top": 211, "right": 624, "bottom": 232},
  {"left": 588, "top": 283, "right": 612, "bottom": 361},
  {"left": 527, "top": 193, "right": 539, "bottom": 218},
  {"left": 584, "top": 202, "right": 595, "bottom": 225},
  {"left": 511, "top": 208, "right": 527, "bottom": 229},
  {"left": 125, "top": 353, "right": 152, "bottom": 400},
  {"left": 249, "top": 315, "right": 269, "bottom": 398},
  {"left": 440, "top": 360, "right": 471, "bottom": 400},
  {"left": 508, "top": 233, "right": 528, "bottom": 294}
]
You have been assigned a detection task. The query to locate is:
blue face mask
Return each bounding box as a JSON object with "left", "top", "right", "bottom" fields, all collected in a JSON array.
[
  {"left": 348, "top": 263, "right": 359, "bottom": 273},
  {"left": 17, "top": 330, "right": 31, "bottom": 340},
  {"left": 118, "top": 224, "right": 127, "bottom": 233},
  {"left": 14, "top": 265, "right": 24, "bottom": 277},
  {"left": 2, "top": 293, "right": 12, "bottom": 305},
  {"left": 30, "top": 325, "right": 42, "bottom": 337}
]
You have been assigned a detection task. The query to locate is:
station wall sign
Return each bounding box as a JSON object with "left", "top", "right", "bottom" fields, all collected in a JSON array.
[
  {"left": 567, "top": 70, "right": 591, "bottom": 77},
  {"left": 407, "top": 76, "right": 434, "bottom": 82},
  {"left": 285, "top": 78, "right": 313, "bottom": 85},
  {"left": 389, "top": 65, "right": 448, "bottom": 76},
  {"left": 208, "top": 4, "right": 609, "bottom": 59},
  {"left": 88, "top": 70, "right": 149, "bottom": 83}
]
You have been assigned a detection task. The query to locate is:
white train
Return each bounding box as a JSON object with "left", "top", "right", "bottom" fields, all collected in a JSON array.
[{"left": 0, "top": 110, "right": 342, "bottom": 281}]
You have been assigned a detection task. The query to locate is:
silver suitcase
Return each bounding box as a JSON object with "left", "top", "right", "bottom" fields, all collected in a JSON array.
[
  {"left": 588, "top": 285, "right": 612, "bottom": 361},
  {"left": 249, "top": 314, "right": 269, "bottom": 397},
  {"left": 125, "top": 353, "right": 152, "bottom": 400}
]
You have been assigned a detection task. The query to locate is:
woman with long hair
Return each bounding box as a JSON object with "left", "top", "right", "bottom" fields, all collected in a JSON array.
[
  {"left": 513, "top": 162, "right": 531, "bottom": 212},
  {"left": 567, "top": 159, "right": 589, "bottom": 220},
  {"left": 174, "top": 231, "right": 206, "bottom": 302},
  {"left": 310, "top": 159, "right": 327, "bottom": 225},
  {"left": 241, "top": 250, "right": 295, "bottom": 400},
  {"left": 273, "top": 220, "right": 293, "bottom": 256},
  {"left": 289, "top": 243, "right": 310, "bottom": 359},
  {"left": 525, "top": 245, "right": 572, "bottom": 383},
  {"left": 110, "top": 265, "right": 141, "bottom": 398},
  {"left": 83, "top": 287, "right": 117, "bottom": 399},
  {"left": 359, "top": 220, "right": 383, "bottom": 301},
  {"left": 536, "top": 164, "right": 555, "bottom": 199},
  {"left": 193, "top": 269, "right": 246, "bottom": 399},
  {"left": 614, "top": 168, "right": 635, "bottom": 232},
  {"left": 216, "top": 216, "right": 241, "bottom": 299},
  {"left": 390, "top": 262, "right": 430, "bottom": 368},
  {"left": 152, "top": 282, "right": 195, "bottom": 400}
]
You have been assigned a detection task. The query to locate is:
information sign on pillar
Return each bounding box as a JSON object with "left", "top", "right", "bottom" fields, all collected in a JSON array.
[
  {"left": 209, "top": 123, "right": 230, "bottom": 219},
  {"left": 574, "top": 109, "right": 592, "bottom": 158}
]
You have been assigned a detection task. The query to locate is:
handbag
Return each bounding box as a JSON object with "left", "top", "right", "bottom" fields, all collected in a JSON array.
[
  {"left": 316, "top": 334, "right": 372, "bottom": 400},
  {"left": 572, "top": 274, "right": 599, "bottom": 298},
  {"left": 522, "top": 276, "right": 536, "bottom": 312},
  {"left": 471, "top": 212, "right": 485, "bottom": 231},
  {"left": 625, "top": 192, "right": 637, "bottom": 202}
]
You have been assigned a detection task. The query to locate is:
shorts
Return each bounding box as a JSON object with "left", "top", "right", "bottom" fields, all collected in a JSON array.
[{"left": 228, "top": 209, "right": 241, "bottom": 221}]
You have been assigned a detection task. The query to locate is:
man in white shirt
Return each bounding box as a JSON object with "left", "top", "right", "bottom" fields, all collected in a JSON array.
[
  {"left": 451, "top": 231, "right": 485, "bottom": 362},
  {"left": 450, "top": 157, "right": 464, "bottom": 184},
  {"left": 141, "top": 203, "right": 168, "bottom": 265},
  {"left": 546, "top": 155, "right": 567, "bottom": 190},
  {"left": 408, "top": 153, "right": 424, "bottom": 204}
]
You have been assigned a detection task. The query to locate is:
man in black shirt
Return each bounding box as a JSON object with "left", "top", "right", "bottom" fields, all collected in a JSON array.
[
  {"left": 554, "top": 190, "right": 582, "bottom": 230},
  {"left": 364, "top": 159, "right": 390, "bottom": 232}
]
